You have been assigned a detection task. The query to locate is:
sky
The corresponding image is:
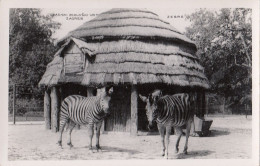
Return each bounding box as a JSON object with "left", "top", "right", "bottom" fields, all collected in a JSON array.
[{"left": 42, "top": 8, "right": 196, "bottom": 41}]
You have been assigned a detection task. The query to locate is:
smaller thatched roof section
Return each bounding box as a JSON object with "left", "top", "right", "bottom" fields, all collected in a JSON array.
[
  {"left": 39, "top": 37, "right": 95, "bottom": 87},
  {"left": 71, "top": 38, "right": 95, "bottom": 57},
  {"left": 38, "top": 56, "right": 63, "bottom": 86}
]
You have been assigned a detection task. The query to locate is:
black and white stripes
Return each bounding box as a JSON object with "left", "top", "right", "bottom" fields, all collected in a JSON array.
[
  {"left": 59, "top": 95, "right": 106, "bottom": 128},
  {"left": 140, "top": 90, "right": 194, "bottom": 158},
  {"left": 156, "top": 94, "right": 193, "bottom": 126},
  {"left": 58, "top": 87, "right": 113, "bottom": 150}
]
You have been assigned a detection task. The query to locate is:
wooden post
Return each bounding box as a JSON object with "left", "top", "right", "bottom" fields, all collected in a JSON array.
[
  {"left": 59, "top": 86, "right": 64, "bottom": 102},
  {"left": 59, "top": 86, "right": 64, "bottom": 130},
  {"left": 193, "top": 92, "right": 198, "bottom": 117},
  {"left": 97, "top": 88, "right": 105, "bottom": 133},
  {"left": 44, "top": 90, "right": 51, "bottom": 130},
  {"left": 222, "top": 96, "right": 225, "bottom": 118},
  {"left": 13, "top": 84, "right": 16, "bottom": 125},
  {"left": 130, "top": 85, "right": 138, "bottom": 136},
  {"left": 201, "top": 92, "right": 205, "bottom": 118},
  {"left": 51, "top": 86, "right": 59, "bottom": 132},
  {"left": 195, "top": 92, "right": 200, "bottom": 117},
  {"left": 205, "top": 93, "right": 209, "bottom": 117},
  {"left": 245, "top": 104, "right": 248, "bottom": 119}
]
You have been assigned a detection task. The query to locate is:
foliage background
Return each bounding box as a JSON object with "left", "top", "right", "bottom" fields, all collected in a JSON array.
[
  {"left": 185, "top": 8, "right": 252, "bottom": 114},
  {"left": 9, "top": 9, "right": 60, "bottom": 115}
]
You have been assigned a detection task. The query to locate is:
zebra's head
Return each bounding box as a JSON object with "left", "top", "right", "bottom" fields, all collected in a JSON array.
[
  {"left": 100, "top": 86, "right": 114, "bottom": 114},
  {"left": 139, "top": 90, "right": 162, "bottom": 130}
]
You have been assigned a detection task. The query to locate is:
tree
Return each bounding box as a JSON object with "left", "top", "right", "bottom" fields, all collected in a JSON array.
[
  {"left": 9, "top": 8, "right": 61, "bottom": 94},
  {"left": 185, "top": 9, "right": 252, "bottom": 114}
]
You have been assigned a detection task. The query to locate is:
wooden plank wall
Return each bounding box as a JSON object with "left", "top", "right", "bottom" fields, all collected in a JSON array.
[
  {"left": 105, "top": 86, "right": 131, "bottom": 132},
  {"left": 130, "top": 85, "right": 138, "bottom": 136},
  {"left": 63, "top": 43, "right": 85, "bottom": 74},
  {"left": 44, "top": 90, "right": 51, "bottom": 130},
  {"left": 196, "top": 91, "right": 205, "bottom": 118}
]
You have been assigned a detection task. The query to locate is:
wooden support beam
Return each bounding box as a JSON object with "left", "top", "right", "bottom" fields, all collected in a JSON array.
[
  {"left": 205, "top": 93, "right": 209, "bottom": 116},
  {"left": 59, "top": 86, "right": 64, "bottom": 130},
  {"left": 197, "top": 92, "right": 204, "bottom": 118},
  {"left": 130, "top": 85, "right": 138, "bottom": 136},
  {"left": 201, "top": 92, "right": 206, "bottom": 118},
  {"left": 13, "top": 84, "right": 16, "bottom": 125},
  {"left": 44, "top": 90, "right": 51, "bottom": 130},
  {"left": 97, "top": 88, "right": 105, "bottom": 133},
  {"left": 51, "top": 87, "right": 59, "bottom": 132},
  {"left": 59, "top": 86, "right": 64, "bottom": 102}
]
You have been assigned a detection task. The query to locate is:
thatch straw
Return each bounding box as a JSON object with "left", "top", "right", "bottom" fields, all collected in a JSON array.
[
  {"left": 101, "top": 8, "right": 159, "bottom": 16},
  {"left": 81, "top": 73, "right": 209, "bottom": 89},
  {"left": 77, "top": 40, "right": 197, "bottom": 58},
  {"left": 94, "top": 53, "right": 204, "bottom": 72},
  {"left": 66, "top": 26, "right": 194, "bottom": 45},
  {"left": 58, "top": 75, "right": 83, "bottom": 83},
  {"left": 39, "top": 9, "right": 210, "bottom": 89},
  {"left": 84, "top": 62, "right": 206, "bottom": 79},
  {"left": 58, "top": 8, "right": 195, "bottom": 47},
  {"left": 75, "top": 17, "right": 180, "bottom": 35},
  {"left": 38, "top": 56, "right": 63, "bottom": 86}
]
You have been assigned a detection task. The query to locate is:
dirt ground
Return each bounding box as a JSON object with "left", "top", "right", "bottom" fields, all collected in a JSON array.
[{"left": 8, "top": 115, "right": 252, "bottom": 160}]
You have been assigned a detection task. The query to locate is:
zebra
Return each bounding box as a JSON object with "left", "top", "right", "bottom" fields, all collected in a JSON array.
[
  {"left": 57, "top": 86, "right": 113, "bottom": 151},
  {"left": 139, "top": 90, "right": 194, "bottom": 159}
]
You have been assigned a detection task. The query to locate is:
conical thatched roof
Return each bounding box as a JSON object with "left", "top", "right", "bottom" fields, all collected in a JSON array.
[
  {"left": 58, "top": 8, "right": 196, "bottom": 49},
  {"left": 39, "top": 8, "right": 209, "bottom": 89}
]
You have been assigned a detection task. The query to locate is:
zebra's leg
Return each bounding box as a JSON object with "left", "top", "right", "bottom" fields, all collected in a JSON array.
[
  {"left": 95, "top": 121, "right": 103, "bottom": 151},
  {"left": 57, "top": 118, "right": 69, "bottom": 148},
  {"left": 183, "top": 118, "right": 192, "bottom": 154},
  {"left": 157, "top": 124, "right": 166, "bottom": 156},
  {"left": 174, "top": 126, "right": 183, "bottom": 153},
  {"left": 87, "top": 124, "right": 94, "bottom": 151},
  {"left": 165, "top": 126, "right": 172, "bottom": 159},
  {"left": 67, "top": 121, "right": 76, "bottom": 149}
]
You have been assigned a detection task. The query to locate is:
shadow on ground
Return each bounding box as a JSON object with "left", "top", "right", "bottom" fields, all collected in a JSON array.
[
  {"left": 73, "top": 146, "right": 140, "bottom": 155},
  {"left": 100, "top": 146, "right": 140, "bottom": 154},
  {"left": 209, "top": 130, "right": 231, "bottom": 137},
  {"left": 176, "top": 150, "right": 215, "bottom": 159}
]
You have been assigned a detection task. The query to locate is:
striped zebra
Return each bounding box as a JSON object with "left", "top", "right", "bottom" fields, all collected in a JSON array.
[
  {"left": 139, "top": 90, "right": 194, "bottom": 159},
  {"left": 57, "top": 87, "right": 113, "bottom": 151}
]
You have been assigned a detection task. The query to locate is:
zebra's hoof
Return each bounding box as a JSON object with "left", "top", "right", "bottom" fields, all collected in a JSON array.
[
  {"left": 57, "top": 141, "right": 62, "bottom": 147},
  {"left": 183, "top": 150, "right": 188, "bottom": 155},
  {"left": 161, "top": 149, "right": 165, "bottom": 156},
  {"left": 175, "top": 148, "right": 179, "bottom": 154},
  {"left": 89, "top": 147, "right": 94, "bottom": 153},
  {"left": 96, "top": 145, "right": 102, "bottom": 151},
  {"left": 67, "top": 142, "right": 73, "bottom": 149}
]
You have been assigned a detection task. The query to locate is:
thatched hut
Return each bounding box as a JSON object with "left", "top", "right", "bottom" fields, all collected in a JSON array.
[{"left": 39, "top": 8, "right": 209, "bottom": 135}]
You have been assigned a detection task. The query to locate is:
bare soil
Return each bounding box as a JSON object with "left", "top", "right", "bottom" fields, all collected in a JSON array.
[{"left": 8, "top": 115, "right": 252, "bottom": 160}]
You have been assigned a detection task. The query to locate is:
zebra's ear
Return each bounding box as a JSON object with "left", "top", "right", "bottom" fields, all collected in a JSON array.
[
  {"left": 154, "top": 95, "right": 160, "bottom": 103},
  {"left": 107, "top": 86, "right": 113, "bottom": 95},
  {"left": 139, "top": 94, "right": 147, "bottom": 102}
]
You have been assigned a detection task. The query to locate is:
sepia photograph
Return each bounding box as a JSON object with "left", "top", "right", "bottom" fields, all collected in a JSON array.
[{"left": 0, "top": 0, "right": 259, "bottom": 165}]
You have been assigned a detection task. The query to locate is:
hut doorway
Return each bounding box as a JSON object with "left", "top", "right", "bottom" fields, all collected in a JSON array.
[
  {"left": 104, "top": 86, "right": 131, "bottom": 132},
  {"left": 103, "top": 85, "right": 157, "bottom": 133}
]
